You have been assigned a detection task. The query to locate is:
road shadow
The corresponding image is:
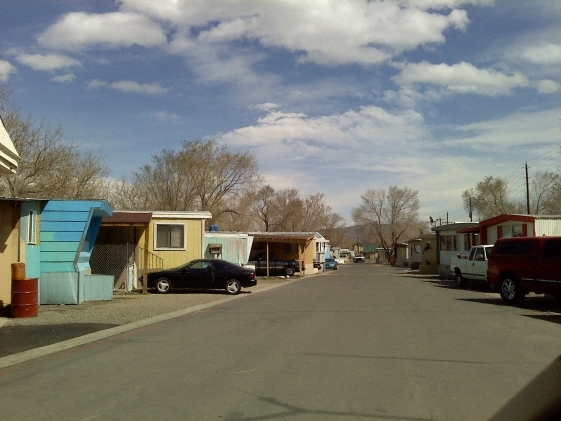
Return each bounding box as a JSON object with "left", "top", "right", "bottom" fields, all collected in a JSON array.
[
  {"left": 0, "top": 323, "right": 119, "bottom": 358},
  {"left": 457, "top": 295, "right": 561, "bottom": 325}
]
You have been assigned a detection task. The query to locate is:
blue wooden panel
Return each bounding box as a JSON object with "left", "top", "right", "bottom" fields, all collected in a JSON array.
[
  {"left": 25, "top": 244, "right": 41, "bottom": 278},
  {"left": 40, "top": 211, "right": 91, "bottom": 222},
  {"left": 41, "top": 231, "right": 84, "bottom": 242},
  {"left": 43, "top": 199, "right": 112, "bottom": 215},
  {"left": 41, "top": 261, "right": 75, "bottom": 273},
  {"left": 40, "top": 242, "right": 81, "bottom": 252},
  {"left": 41, "top": 221, "right": 86, "bottom": 232},
  {"left": 43, "top": 200, "right": 97, "bottom": 212},
  {"left": 41, "top": 251, "right": 77, "bottom": 262}
]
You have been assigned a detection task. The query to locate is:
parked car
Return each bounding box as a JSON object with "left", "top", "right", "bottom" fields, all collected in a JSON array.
[
  {"left": 353, "top": 254, "right": 365, "bottom": 263},
  {"left": 248, "top": 253, "right": 302, "bottom": 277},
  {"left": 487, "top": 236, "right": 561, "bottom": 303},
  {"left": 325, "top": 258, "right": 338, "bottom": 270},
  {"left": 144, "top": 259, "right": 257, "bottom": 295},
  {"left": 313, "top": 260, "right": 322, "bottom": 269},
  {"left": 449, "top": 245, "right": 493, "bottom": 287}
]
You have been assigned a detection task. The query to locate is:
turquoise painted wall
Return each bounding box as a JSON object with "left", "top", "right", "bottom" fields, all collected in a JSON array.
[{"left": 39, "top": 200, "right": 113, "bottom": 304}]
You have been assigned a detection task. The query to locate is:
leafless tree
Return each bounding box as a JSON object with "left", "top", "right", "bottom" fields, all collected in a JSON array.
[
  {"left": 0, "top": 106, "right": 110, "bottom": 199},
  {"left": 529, "top": 171, "right": 561, "bottom": 214},
  {"left": 252, "top": 185, "right": 333, "bottom": 232},
  {"left": 320, "top": 212, "right": 347, "bottom": 247},
  {"left": 122, "top": 139, "right": 260, "bottom": 227},
  {"left": 352, "top": 185, "right": 421, "bottom": 260},
  {"left": 462, "top": 176, "right": 520, "bottom": 220}
]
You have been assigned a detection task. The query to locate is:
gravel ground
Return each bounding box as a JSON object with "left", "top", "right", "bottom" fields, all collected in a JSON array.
[{"left": 0, "top": 277, "right": 296, "bottom": 327}]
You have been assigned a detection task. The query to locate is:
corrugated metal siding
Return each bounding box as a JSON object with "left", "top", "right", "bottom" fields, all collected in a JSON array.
[
  {"left": 204, "top": 234, "right": 253, "bottom": 264},
  {"left": 535, "top": 220, "right": 561, "bottom": 236}
]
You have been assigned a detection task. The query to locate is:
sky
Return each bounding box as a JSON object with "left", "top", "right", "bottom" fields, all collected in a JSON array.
[{"left": 1, "top": 0, "right": 560, "bottom": 225}]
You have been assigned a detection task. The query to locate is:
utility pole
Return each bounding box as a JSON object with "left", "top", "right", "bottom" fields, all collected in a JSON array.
[{"left": 525, "top": 162, "right": 530, "bottom": 214}]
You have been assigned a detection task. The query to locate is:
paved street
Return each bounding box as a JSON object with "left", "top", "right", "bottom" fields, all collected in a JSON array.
[{"left": 1, "top": 263, "right": 561, "bottom": 420}]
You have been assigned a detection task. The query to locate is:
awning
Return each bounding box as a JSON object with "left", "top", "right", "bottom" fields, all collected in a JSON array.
[{"left": 0, "top": 116, "right": 19, "bottom": 174}]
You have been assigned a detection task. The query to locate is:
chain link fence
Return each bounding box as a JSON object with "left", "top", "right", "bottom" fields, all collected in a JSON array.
[{"left": 90, "top": 243, "right": 163, "bottom": 291}]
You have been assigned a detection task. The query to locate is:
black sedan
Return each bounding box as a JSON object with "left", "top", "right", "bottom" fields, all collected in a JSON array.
[{"left": 145, "top": 259, "right": 257, "bottom": 295}]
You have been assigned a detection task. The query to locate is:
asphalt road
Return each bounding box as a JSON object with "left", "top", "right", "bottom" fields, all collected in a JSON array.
[{"left": 1, "top": 263, "right": 561, "bottom": 420}]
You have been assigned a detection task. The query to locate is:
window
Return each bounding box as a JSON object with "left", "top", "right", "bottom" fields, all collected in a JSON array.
[
  {"left": 440, "top": 234, "right": 458, "bottom": 251},
  {"left": 155, "top": 223, "right": 185, "bottom": 250},
  {"left": 28, "top": 209, "right": 37, "bottom": 244}
]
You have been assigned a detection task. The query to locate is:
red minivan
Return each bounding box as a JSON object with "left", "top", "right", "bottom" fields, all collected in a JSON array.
[{"left": 487, "top": 236, "right": 561, "bottom": 303}]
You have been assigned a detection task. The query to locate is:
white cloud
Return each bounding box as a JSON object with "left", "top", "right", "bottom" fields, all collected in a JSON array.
[
  {"left": 52, "top": 74, "right": 76, "bottom": 83},
  {"left": 88, "top": 79, "right": 169, "bottom": 94},
  {"left": 153, "top": 111, "right": 183, "bottom": 124},
  {"left": 252, "top": 103, "right": 281, "bottom": 112},
  {"left": 519, "top": 43, "right": 561, "bottom": 65},
  {"left": 0, "top": 60, "right": 16, "bottom": 81},
  {"left": 392, "top": 61, "right": 529, "bottom": 95},
  {"left": 15, "top": 53, "right": 81, "bottom": 72},
  {"left": 37, "top": 12, "right": 167, "bottom": 51},
  {"left": 535, "top": 79, "right": 561, "bottom": 94},
  {"left": 119, "top": 0, "right": 474, "bottom": 66}
]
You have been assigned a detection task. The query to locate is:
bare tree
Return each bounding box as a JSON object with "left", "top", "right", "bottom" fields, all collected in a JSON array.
[
  {"left": 124, "top": 139, "right": 260, "bottom": 227},
  {"left": 321, "top": 212, "right": 347, "bottom": 247},
  {"left": 529, "top": 171, "right": 561, "bottom": 214},
  {"left": 0, "top": 106, "right": 110, "bottom": 199},
  {"left": 300, "top": 192, "right": 331, "bottom": 232},
  {"left": 352, "top": 186, "right": 421, "bottom": 260},
  {"left": 462, "top": 176, "right": 519, "bottom": 220}
]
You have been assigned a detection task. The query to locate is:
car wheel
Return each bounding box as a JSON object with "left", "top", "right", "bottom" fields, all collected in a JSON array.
[
  {"left": 225, "top": 279, "right": 242, "bottom": 295},
  {"left": 500, "top": 276, "right": 524, "bottom": 303},
  {"left": 454, "top": 270, "right": 466, "bottom": 288},
  {"left": 155, "top": 278, "right": 171, "bottom": 294},
  {"left": 285, "top": 266, "right": 295, "bottom": 277}
]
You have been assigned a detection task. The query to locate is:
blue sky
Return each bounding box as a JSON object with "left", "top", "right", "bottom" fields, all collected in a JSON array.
[{"left": 1, "top": 0, "right": 560, "bottom": 224}]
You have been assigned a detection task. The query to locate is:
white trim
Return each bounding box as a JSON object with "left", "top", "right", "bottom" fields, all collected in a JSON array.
[
  {"left": 28, "top": 209, "right": 37, "bottom": 244},
  {"left": 152, "top": 211, "right": 212, "bottom": 220},
  {"left": 154, "top": 222, "right": 186, "bottom": 250}
]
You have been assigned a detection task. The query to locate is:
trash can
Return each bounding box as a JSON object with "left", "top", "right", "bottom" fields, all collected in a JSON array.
[
  {"left": 11, "top": 278, "right": 39, "bottom": 318},
  {"left": 11, "top": 263, "right": 38, "bottom": 318}
]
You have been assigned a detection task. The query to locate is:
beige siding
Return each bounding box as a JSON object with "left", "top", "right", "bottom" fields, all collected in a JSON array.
[
  {"left": 138, "top": 218, "right": 205, "bottom": 269},
  {"left": 0, "top": 202, "right": 18, "bottom": 306}
]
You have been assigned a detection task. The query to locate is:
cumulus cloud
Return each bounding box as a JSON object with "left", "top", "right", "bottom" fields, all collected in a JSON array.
[
  {"left": 519, "top": 43, "right": 561, "bottom": 65},
  {"left": 153, "top": 111, "right": 183, "bottom": 124},
  {"left": 117, "top": 0, "right": 474, "bottom": 66},
  {"left": 392, "top": 61, "right": 529, "bottom": 95},
  {"left": 535, "top": 79, "right": 561, "bottom": 94},
  {"left": 0, "top": 60, "right": 16, "bottom": 81},
  {"left": 15, "top": 53, "right": 81, "bottom": 71},
  {"left": 52, "top": 74, "right": 76, "bottom": 83},
  {"left": 88, "top": 79, "right": 169, "bottom": 94},
  {"left": 38, "top": 12, "right": 167, "bottom": 51}
]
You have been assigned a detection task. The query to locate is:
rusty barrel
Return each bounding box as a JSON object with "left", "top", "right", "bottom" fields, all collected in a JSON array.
[{"left": 11, "top": 277, "right": 39, "bottom": 318}]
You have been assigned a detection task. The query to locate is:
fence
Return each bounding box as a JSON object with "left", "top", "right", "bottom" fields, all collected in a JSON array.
[{"left": 90, "top": 243, "right": 163, "bottom": 291}]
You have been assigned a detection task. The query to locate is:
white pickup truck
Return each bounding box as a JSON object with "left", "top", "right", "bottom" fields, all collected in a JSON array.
[{"left": 449, "top": 245, "right": 494, "bottom": 287}]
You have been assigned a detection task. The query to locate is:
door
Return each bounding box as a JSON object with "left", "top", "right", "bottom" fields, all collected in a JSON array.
[
  {"left": 181, "top": 260, "right": 214, "bottom": 289},
  {"left": 467, "top": 247, "right": 487, "bottom": 281},
  {"left": 533, "top": 238, "right": 561, "bottom": 294}
]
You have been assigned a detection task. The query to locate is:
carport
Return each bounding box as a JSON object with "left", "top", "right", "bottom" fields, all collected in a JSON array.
[{"left": 249, "top": 232, "right": 316, "bottom": 276}]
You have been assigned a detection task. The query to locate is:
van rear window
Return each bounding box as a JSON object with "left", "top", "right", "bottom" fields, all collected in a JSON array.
[{"left": 494, "top": 240, "right": 534, "bottom": 256}]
